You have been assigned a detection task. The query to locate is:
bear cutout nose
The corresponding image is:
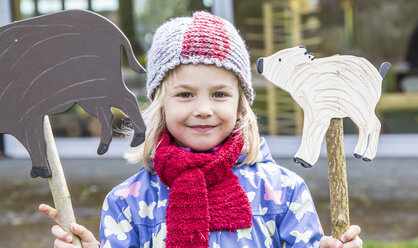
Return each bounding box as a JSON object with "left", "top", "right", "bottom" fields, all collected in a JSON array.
[{"left": 257, "top": 58, "right": 263, "bottom": 74}]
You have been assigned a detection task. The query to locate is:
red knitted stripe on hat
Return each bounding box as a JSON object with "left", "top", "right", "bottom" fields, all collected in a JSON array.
[{"left": 181, "top": 11, "right": 231, "bottom": 61}]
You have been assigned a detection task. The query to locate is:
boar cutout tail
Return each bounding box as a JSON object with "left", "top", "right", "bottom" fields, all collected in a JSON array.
[
  {"left": 379, "top": 62, "right": 391, "bottom": 78},
  {"left": 121, "top": 36, "right": 146, "bottom": 74}
]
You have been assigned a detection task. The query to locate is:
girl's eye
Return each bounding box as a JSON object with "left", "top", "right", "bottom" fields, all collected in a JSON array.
[
  {"left": 213, "top": 92, "right": 227, "bottom": 98},
  {"left": 177, "top": 92, "right": 193, "bottom": 98}
]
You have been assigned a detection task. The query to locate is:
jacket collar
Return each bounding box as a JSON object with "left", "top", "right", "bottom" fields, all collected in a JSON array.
[{"left": 236, "top": 137, "right": 275, "bottom": 165}]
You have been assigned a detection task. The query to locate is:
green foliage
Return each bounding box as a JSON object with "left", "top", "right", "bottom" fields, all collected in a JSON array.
[{"left": 364, "top": 240, "right": 418, "bottom": 248}]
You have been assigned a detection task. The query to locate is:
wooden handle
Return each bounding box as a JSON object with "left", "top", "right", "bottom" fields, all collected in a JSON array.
[
  {"left": 44, "top": 116, "right": 82, "bottom": 248},
  {"left": 325, "top": 118, "right": 350, "bottom": 240}
]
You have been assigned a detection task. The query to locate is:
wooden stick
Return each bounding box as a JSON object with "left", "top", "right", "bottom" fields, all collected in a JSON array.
[
  {"left": 325, "top": 118, "right": 350, "bottom": 239},
  {"left": 44, "top": 116, "right": 82, "bottom": 248}
]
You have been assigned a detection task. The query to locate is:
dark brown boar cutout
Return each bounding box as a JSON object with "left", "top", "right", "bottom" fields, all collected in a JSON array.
[{"left": 0, "top": 10, "right": 146, "bottom": 178}]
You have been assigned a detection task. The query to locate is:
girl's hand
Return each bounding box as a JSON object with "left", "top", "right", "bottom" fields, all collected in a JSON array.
[
  {"left": 39, "top": 204, "right": 100, "bottom": 248},
  {"left": 320, "top": 225, "right": 363, "bottom": 248}
]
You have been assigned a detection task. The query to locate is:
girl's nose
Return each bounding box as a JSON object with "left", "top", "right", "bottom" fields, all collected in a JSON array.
[{"left": 193, "top": 99, "right": 214, "bottom": 117}]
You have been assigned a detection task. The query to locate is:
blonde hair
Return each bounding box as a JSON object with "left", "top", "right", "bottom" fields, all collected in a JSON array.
[{"left": 125, "top": 71, "right": 260, "bottom": 171}]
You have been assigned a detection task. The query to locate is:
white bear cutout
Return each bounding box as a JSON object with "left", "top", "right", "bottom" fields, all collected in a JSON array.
[{"left": 257, "top": 46, "right": 391, "bottom": 167}]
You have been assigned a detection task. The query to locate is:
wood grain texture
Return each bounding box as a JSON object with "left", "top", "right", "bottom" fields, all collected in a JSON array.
[
  {"left": 44, "top": 116, "right": 82, "bottom": 248},
  {"left": 326, "top": 118, "right": 350, "bottom": 240}
]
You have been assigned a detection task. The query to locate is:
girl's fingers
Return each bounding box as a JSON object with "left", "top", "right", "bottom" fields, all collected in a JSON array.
[
  {"left": 52, "top": 223, "right": 99, "bottom": 248},
  {"left": 40, "top": 205, "right": 98, "bottom": 247},
  {"left": 341, "top": 225, "right": 361, "bottom": 242},
  {"left": 54, "top": 238, "right": 78, "bottom": 248},
  {"left": 342, "top": 237, "right": 363, "bottom": 248},
  {"left": 320, "top": 236, "right": 343, "bottom": 248},
  {"left": 321, "top": 225, "right": 362, "bottom": 248},
  {"left": 39, "top": 204, "right": 59, "bottom": 224},
  {"left": 51, "top": 225, "right": 73, "bottom": 243},
  {"left": 71, "top": 223, "right": 99, "bottom": 245}
]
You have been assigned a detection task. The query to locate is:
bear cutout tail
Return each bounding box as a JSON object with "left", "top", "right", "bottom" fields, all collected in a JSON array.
[{"left": 379, "top": 62, "right": 392, "bottom": 78}]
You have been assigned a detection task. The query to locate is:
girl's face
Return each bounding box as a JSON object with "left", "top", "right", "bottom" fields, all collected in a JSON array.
[{"left": 163, "top": 64, "right": 240, "bottom": 152}]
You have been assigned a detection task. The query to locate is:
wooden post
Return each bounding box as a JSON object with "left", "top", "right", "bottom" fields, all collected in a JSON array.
[
  {"left": 325, "top": 118, "right": 350, "bottom": 239},
  {"left": 263, "top": 2, "right": 277, "bottom": 136},
  {"left": 87, "top": 0, "right": 92, "bottom": 11},
  {"left": 44, "top": 116, "right": 82, "bottom": 248},
  {"left": 342, "top": 0, "right": 354, "bottom": 48},
  {"left": 10, "top": 0, "right": 22, "bottom": 21},
  {"left": 290, "top": 0, "right": 302, "bottom": 46},
  {"left": 34, "top": 0, "right": 39, "bottom": 16},
  {"left": 289, "top": 0, "right": 304, "bottom": 135}
]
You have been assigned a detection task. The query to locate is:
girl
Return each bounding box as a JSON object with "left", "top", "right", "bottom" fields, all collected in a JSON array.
[{"left": 40, "top": 11, "right": 363, "bottom": 248}]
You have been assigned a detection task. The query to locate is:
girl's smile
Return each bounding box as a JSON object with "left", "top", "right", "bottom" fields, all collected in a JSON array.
[
  {"left": 187, "top": 124, "right": 218, "bottom": 132},
  {"left": 163, "top": 64, "right": 240, "bottom": 152}
]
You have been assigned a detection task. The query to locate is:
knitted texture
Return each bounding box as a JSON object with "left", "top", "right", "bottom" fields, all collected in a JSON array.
[
  {"left": 153, "top": 131, "right": 253, "bottom": 248},
  {"left": 146, "top": 11, "right": 254, "bottom": 104}
]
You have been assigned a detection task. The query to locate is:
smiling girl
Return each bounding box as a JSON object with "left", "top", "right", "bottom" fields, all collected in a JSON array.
[{"left": 40, "top": 11, "right": 362, "bottom": 248}]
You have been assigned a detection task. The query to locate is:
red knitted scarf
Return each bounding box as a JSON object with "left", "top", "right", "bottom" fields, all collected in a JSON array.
[{"left": 153, "top": 131, "right": 253, "bottom": 248}]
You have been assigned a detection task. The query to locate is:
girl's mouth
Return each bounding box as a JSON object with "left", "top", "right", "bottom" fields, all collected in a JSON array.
[{"left": 188, "top": 125, "right": 216, "bottom": 132}]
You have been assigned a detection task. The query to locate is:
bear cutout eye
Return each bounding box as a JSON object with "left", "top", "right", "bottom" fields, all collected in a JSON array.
[
  {"left": 304, "top": 51, "right": 315, "bottom": 61},
  {"left": 278, "top": 58, "right": 282, "bottom": 62}
]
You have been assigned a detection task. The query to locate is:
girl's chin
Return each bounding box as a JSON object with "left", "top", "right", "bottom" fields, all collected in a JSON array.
[
  {"left": 174, "top": 135, "right": 227, "bottom": 152},
  {"left": 187, "top": 144, "right": 216, "bottom": 152},
  {"left": 173, "top": 138, "right": 217, "bottom": 151},
  {"left": 184, "top": 139, "right": 223, "bottom": 152}
]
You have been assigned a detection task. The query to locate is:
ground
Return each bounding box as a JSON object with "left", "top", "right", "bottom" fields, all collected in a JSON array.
[{"left": 0, "top": 158, "right": 417, "bottom": 247}]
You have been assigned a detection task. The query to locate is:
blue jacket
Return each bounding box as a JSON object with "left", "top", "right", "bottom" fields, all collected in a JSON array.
[{"left": 99, "top": 139, "right": 324, "bottom": 247}]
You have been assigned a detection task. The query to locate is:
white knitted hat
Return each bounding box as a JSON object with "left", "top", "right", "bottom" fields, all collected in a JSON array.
[{"left": 146, "top": 11, "right": 254, "bottom": 104}]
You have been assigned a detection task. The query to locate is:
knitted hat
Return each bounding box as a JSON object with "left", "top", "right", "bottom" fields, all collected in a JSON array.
[{"left": 146, "top": 11, "right": 254, "bottom": 104}]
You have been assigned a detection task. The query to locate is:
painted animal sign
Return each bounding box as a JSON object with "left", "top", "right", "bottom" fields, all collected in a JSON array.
[
  {"left": 0, "top": 10, "right": 146, "bottom": 178},
  {"left": 257, "top": 46, "right": 391, "bottom": 168}
]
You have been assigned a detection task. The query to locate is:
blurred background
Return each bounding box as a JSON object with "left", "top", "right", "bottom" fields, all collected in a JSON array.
[{"left": 0, "top": 0, "right": 417, "bottom": 247}]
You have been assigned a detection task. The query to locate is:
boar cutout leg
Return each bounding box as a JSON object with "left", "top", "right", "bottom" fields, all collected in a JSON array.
[
  {"left": 78, "top": 102, "right": 113, "bottom": 155},
  {"left": 362, "top": 116, "right": 381, "bottom": 162},
  {"left": 114, "top": 89, "right": 146, "bottom": 147},
  {"left": 21, "top": 118, "right": 51, "bottom": 178},
  {"left": 295, "top": 115, "right": 331, "bottom": 167}
]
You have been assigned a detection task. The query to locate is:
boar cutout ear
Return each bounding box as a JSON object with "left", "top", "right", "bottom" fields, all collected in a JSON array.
[{"left": 0, "top": 9, "right": 146, "bottom": 178}]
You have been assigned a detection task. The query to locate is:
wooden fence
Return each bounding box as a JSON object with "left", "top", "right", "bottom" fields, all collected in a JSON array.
[
  {"left": 246, "top": 1, "right": 322, "bottom": 135},
  {"left": 247, "top": 1, "right": 418, "bottom": 135}
]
